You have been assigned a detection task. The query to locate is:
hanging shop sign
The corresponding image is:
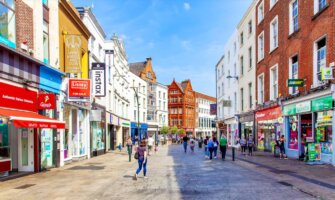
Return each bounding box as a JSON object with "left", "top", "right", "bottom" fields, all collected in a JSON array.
[
  {"left": 38, "top": 93, "right": 56, "bottom": 110},
  {"left": 64, "top": 35, "right": 82, "bottom": 73},
  {"left": 311, "top": 96, "right": 333, "bottom": 112},
  {"left": 296, "top": 101, "right": 311, "bottom": 113},
  {"left": 0, "top": 82, "right": 37, "bottom": 112},
  {"left": 222, "top": 100, "right": 231, "bottom": 107},
  {"left": 321, "top": 67, "right": 333, "bottom": 80},
  {"left": 210, "top": 104, "right": 217, "bottom": 115},
  {"left": 90, "top": 110, "right": 102, "bottom": 122},
  {"left": 92, "top": 63, "right": 106, "bottom": 97},
  {"left": 308, "top": 143, "right": 321, "bottom": 161},
  {"left": 287, "top": 79, "right": 304, "bottom": 87},
  {"left": 68, "top": 79, "right": 91, "bottom": 102}
]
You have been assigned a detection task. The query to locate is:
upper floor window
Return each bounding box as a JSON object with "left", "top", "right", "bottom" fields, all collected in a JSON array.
[
  {"left": 42, "top": 0, "right": 48, "bottom": 7},
  {"left": 240, "top": 32, "right": 244, "bottom": 46},
  {"left": 270, "top": 16, "right": 278, "bottom": 51},
  {"left": 248, "top": 20, "right": 252, "bottom": 35},
  {"left": 240, "top": 56, "right": 244, "bottom": 76},
  {"left": 0, "top": 0, "right": 16, "bottom": 48},
  {"left": 146, "top": 71, "right": 152, "bottom": 79},
  {"left": 248, "top": 47, "right": 252, "bottom": 68},
  {"left": 289, "top": 0, "right": 299, "bottom": 34},
  {"left": 43, "top": 20, "right": 49, "bottom": 64},
  {"left": 314, "top": 0, "right": 327, "bottom": 14},
  {"left": 240, "top": 88, "right": 244, "bottom": 112},
  {"left": 314, "top": 37, "right": 327, "bottom": 84},
  {"left": 270, "top": 0, "right": 278, "bottom": 9},
  {"left": 270, "top": 65, "right": 278, "bottom": 100},
  {"left": 289, "top": 55, "right": 299, "bottom": 94},
  {"left": 258, "top": 31, "right": 264, "bottom": 61},
  {"left": 257, "top": 1, "right": 264, "bottom": 24},
  {"left": 258, "top": 74, "right": 264, "bottom": 104}
]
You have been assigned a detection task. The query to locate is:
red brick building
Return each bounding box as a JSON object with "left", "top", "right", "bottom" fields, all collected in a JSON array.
[{"left": 168, "top": 79, "right": 196, "bottom": 135}]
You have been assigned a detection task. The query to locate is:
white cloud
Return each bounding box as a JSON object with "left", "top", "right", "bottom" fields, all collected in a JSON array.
[{"left": 183, "top": 2, "right": 191, "bottom": 11}]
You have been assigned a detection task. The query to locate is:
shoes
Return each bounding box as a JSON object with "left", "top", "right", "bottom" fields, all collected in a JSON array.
[
  {"left": 214, "top": 156, "right": 217, "bottom": 159},
  {"left": 134, "top": 174, "right": 138, "bottom": 180},
  {"left": 284, "top": 158, "right": 288, "bottom": 160},
  {"left": 144, "top": 176, "right": 148, "bottom": 179}
]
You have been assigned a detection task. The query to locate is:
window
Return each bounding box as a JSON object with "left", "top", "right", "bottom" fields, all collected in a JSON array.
[
  {"left": 248, "top": 83, "right": 252, "bottom": 109},
  {"left": 240, "top": 32, "right": 244, "bottom": 46},
  {"left": 163, "top": 92, "right": 166, "bottom": 99},
  {"left": 221, "top": 82, "right": 224, "bottom": 96},
  {"left": 240, "top": 88, "right": 244, "bottom": 112},
  {"left": 234, "top": 43, "right": 236, "bottom": 54},
  {"left": 248, "top": 47, "right": 252, "bottom": 68},
  {"left": 159, "top": 100, "right": 161, "bottom": 110},
  {"left": 163, "top": 102, "right": 166, "bottom": 110},
  {"left": 248, "top": 20, "right": 252, "bottom": 35},
  {"left": 240, "top": 56, "right": 244, "bottom": 76},
  {"left": 257, "top": 1, "right": 264, "bottom": 24},
  {"left": 0, "top": 0, "right": 16, "bottom": 48},
  {"left": 270, "top": 16, "right": 278, "bottom": 51},
  {"left": 228, "top": 51, "right": 230, "bottom": 63},
  {"left": 290, "top": 55, "right": 299, "bottom": 94},
  {"left": 159, "top": 91, "right": 161, "bottom": 98},
  {"left": 270, "top": 0, "right": 278, "bottom": 9},
  {"left": 228, "top": 70, "right": 231, "bottom": 88},
  {"left": 270, "top": 65, "right": 278, "bottom": 100},
  {"left": 134, "top": 110, "right": 137, "bottom": 121},
  {"left": 221, "top": 65, "right": 224, "bottom": 76},
  {"left": 146, "top": 72, "right": 152, "bottom": 79},
  {"left": 314, "top": 37, "right": 327, "bottom": 84},
  {"left": 143, "top": 112, "right": 145, "bottom": 122},
  {"left": 290, "top": 0, "right": 299, "bottom": 34},
  {"left": 314, "top": 0, "right": 327, "bottom": 14},
  {"left": 90, "top": 36, "right": 95, "bottom": 51},
  {"left": 43, "top": 20, "right": 49, "bottom": 64},
  {"left": 217, "top": 69, "right": 220, "bottom": 79},
  {"left": 234, "top": 92, "right": 237, "bottom": 113},
  {"left": 258, "top": 32, "right": 264, "bottom": 61},
  {"left": 258, "top": 74, "right": 264, "bottom": 104},
  {"left": 143, "top": 98, "right": 146, "bottom": 109},
  {"left": 218, "top": 86, "right": 221, "bottom": 97},
  {"left": 42, "top": 0, "right": 48, "bottom": 6}
]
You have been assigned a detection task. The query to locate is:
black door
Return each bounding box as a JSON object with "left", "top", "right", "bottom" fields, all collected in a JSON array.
[{"left": 110, "top": 125, "right": 116, "bottom": 150}]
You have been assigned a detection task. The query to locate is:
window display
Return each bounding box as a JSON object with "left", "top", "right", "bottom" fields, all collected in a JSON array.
[
  {"left": 0, "top": 122, "right": 9, "bottom": 160},
  {"left": 316, "top": 111, "right": 333, "bottom": 154},
  {"left": 92, "top": 122, "right": 104, "bottom": 151},
  {"left": 41, "top": 129, "right": 53, "bottom": 169},
  {"left": 288, "top": 116, "right": 298, "bottom": 150}
]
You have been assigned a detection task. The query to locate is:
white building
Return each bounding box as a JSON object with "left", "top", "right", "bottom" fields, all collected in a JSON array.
[
  {"left": 195, "top": 92, "right": 216, "bottom": 138},
  {"left": 236, "top": 0, "right": 257, "bottom": 140},
  {"left": 156, "top": 83, "right": 169, "bottom": 129}
]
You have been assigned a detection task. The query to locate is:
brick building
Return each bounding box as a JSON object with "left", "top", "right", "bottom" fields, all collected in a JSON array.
[{"left": 168, "top": 79, "right": 196, "bottom": 136}]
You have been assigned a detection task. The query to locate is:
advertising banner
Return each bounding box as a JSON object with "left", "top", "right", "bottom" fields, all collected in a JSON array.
[
  {"left": 255, "top": 106, "right": 281, "bottom": 122},
  {"left": 64, "top": 35, "right": 82, "bottom": 73},
  {"left": 68, "top": 79, "right": 91, "bottom": 102},
  {"left": 0, "top": 82, "right": 37, "bottom": 112},
  {"left": 38, "top": 93, "right": 56, "bottom": 110},
  {"left": 92, "top": 63, "right": 106, "bottom": 97},
  {"left": 308, "top": 143, "right": 321, "bottom": 161},
  {"left": 210, "top": 104, "right": 217, "bottom": 115}
]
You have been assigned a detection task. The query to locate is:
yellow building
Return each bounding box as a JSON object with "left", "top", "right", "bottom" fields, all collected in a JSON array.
[{"left": 59, "top": 0, "right": 90, "bottom": 78}]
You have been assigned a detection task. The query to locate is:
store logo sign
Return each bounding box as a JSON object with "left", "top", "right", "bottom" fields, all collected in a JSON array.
[
  {"left": 296, "top": 101, "right": 311, "bottom": 113},
  {"left": 68, "top": 79, "right": 91, "bottom": 102},
  {"left": 92, "top": 63, "right": 106, "bottom": 97},
  {"left": 321, "top": 67, "right": 333, "bottom": 80},
  {"left": 38, "top": 94, "right": 56, "bottom": 110}
]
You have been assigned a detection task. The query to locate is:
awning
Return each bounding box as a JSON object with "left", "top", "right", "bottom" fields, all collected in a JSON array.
[{"left": 0, "top": 108, "right": 65, "bottom": 129}]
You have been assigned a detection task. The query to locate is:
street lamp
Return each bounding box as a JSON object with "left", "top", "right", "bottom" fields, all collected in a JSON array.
[
  {"left": 226, "top": 75, "right": 239, "bottom": 80},
  {"left": 130, "top": 86, "right": 141, "bottom": 145}
]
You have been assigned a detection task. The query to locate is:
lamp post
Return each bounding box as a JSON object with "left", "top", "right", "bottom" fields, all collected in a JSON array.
[
  {"left": 226, "top": 75, "right": 239, "bottom": 80},
  {"left": 130, "top": 86, "right": 141, "bottom": 145},
  {"left": 226, "top": 75, "right": 238, "bottom": 161}
]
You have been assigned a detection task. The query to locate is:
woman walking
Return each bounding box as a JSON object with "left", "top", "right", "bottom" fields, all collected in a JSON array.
[
  {"left": 279, "top": 135, "right": 287, "bottom": 159},
  {"left": 190, "top": 137, "right": 196, "bottom": 153},
  {"left": 134, "top": 140, "right": 148, "bottom": 180},
  {"left": 240, "top": 137, "right": 247, "bottom": 154},
  {"left": 213, "top": 137, "right": 219, "bottom": 159},
  {"left": 126, "top": 136, "right": 133, "bottom": 162},
  {"left": 207, "top": 138, "right": 214, "bottom": 160},
  {"left": 247, "top": 137, "right": 254, "bottom": 156}
]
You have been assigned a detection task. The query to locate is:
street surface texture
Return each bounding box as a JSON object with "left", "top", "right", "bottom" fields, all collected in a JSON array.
[{"left": 0, "top": 145, "right": 330, "bottom": 200}]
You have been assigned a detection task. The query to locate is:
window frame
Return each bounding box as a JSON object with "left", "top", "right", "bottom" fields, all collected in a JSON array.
[
  {"left": 313, "top": 36, "right": 327, "bottom": 85},
  {"left": 258, "top": 31, "right": 265, "bottom": 62},
  {"left": 270, "top": 0, "right": 278, "bottom": 10},
  {"left": 269, "top": 64, "right": 279, "bottom": 100},
  {"left": 257, "top": 73, "right": 265, "bottom": 104},
  {"left": 257, "top": 1, "right": 264, "bottom": 24},
  {"left": 289, "top": 54, "right": 299, "bottom": 94},
  {"left": 270, "top": 16, "right": 279, "bottom": 52}
]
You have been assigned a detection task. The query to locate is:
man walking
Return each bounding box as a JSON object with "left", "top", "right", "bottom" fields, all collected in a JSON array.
[
  {"left": 182, "top": 134, "right": 189, "bottom": 153},
  {"left": 147, "top": 136, "right": 154, "bottom": 156},
  {"left": 220, "top": 135, "right": 227, "bottom": 160}
]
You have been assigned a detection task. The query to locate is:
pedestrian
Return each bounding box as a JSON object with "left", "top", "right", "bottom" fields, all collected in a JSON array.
[
  {"left": 247, "top": 137, "right": 254, "bottom": 156},
  {"left": 207, "top": 138, "right": 214, "bottom": 160},
  {"left": 147, "top": 135, "right": 154, "bottom": 156},
  {"left": 134, "top": 140, "right": 148, "bottom": 180},
  {"left": 198, "top": 137, "right": 203, "bottom": 148},
  {"left": 279, "top": 135, "right": 287, "bottom": 159},
  {"left": 204, "top": 136, "right": 209, "bottom": 158},
  {"left": 219, "top": 135, "right": 227, "bottom": 160},
  {"left": 240, "top": 137, "right": 247, "bottom": 154},
  {"left": 190, "top": 137, "right": 195, "bottom": 153},
  {"left": 126, "top": 136, "right": 133, "bottom": 162},
  {"left": 182, "top": 134, "right": 189, "bottom": 153},
  {"left": 213, "top": 137, "right": 219, "bottom": 159}
]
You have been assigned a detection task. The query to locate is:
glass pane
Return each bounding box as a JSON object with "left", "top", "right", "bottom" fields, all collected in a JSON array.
[
  {"left": 0, "top": 3, "right": 16, "bottom": 47},
  {"left": 21, "top": 129, "right": 29, "bottom": 166},
  {"left": 0, "top": 123, "right": 9, "bottom": 160}
]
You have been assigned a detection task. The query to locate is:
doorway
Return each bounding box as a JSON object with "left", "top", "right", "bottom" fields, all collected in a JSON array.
[
  {"left": 18, "top": 128, "right": 34, "bottom": 172},
  {"left": 109, "top": 125, "right": 116, "bottom": 150}
]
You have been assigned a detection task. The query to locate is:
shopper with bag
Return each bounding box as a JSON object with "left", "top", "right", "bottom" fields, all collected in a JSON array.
[
  {"left": 219, "top": 135, "right": 227, "bottom": 160},
  {"left": 134, "top": 140, "right": 148, "bottom": 180}
]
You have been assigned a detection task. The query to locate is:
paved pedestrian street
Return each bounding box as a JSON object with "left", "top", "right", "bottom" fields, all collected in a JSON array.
[{"left": 0, "top": 145, "right": 333, "bottom": 200}]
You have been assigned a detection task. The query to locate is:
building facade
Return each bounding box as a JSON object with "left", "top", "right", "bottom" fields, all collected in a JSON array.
[
  {"left": 168, "top": 79, "right": 196, "bottom": 135},
  {"left": 195, "top": 92, "right": 216, "bottom": 138}
]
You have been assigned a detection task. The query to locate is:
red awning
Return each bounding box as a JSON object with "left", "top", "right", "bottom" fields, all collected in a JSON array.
[{"left": 0, "top": 108, "right": 65, "bottom": 129}]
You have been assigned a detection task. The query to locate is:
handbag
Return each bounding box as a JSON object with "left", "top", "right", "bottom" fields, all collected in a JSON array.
[{"left": 134, "top": 152, "right": 139, "bottom": 160}]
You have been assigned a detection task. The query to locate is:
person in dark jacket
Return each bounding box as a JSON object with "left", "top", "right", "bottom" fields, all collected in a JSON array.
[{"left": 207, "top": 138, "right": 214, "bottom": 160}]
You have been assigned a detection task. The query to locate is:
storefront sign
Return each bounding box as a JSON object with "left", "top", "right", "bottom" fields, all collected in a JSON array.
[
  {"left": 287, "top": 79, "right": 304, "bottom": 87},
  {"left": 0, "top": 82, "right": 37, "bottom": 112},
  {"left": 296, "top": 101, "right": 311, "bottom": 113},
  {"left": 13, "top": 120, "right": 65, "bottom": 129},
  {"left": 283, "top": 104, "right": 296, "bottom": 116},
  {"left": 311, "top": 96, "right": 333, "bottom": 112},
  {"left": 222, "top": 100, "right": 231, "bottom": 107},
  {"left": 68, "top": 79, "right": 91, "bottom": 102},
  {"left": 92, "top": 63, "right": 106, "bottom": 97},
  {"left": 210, "top": 104, "right": 217, "bottom": 115},
  {"left": 255, "top": 107, "right": 282, "bottom": 122},
  {"left": 321, "top": 67, "right": 333, "bottom": 80},
  {"left": 308, "top": 143, "right": 321, "bottom": 161},
  {"left": 65, "top": 35, "right": 82, "bottom": 73},
  {"left": 38, "top": 94, "right": 56, "bottom": 110}
]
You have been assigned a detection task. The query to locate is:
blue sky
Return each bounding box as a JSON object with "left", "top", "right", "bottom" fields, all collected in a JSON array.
[{"left": 71, "top": 0, "right": 253, "bottom": 97}]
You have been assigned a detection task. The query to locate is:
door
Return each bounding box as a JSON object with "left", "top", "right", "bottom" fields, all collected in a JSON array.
[{"left": 18, "top": 128, "right": 34, "bottom": 172}]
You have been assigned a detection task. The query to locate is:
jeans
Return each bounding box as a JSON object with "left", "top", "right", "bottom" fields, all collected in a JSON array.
[
  {"left": 204, "top": 145, "right": 208, "bottom": 156},
  {"left": 183, "top": 142, "right": 188, "bottom": 153},
  {"left": 213, "top": 146, "right": 218, "bottom": 157},
  {"left": 248, "top": 146, "right": 253, "bottom": 156},
  {"left": 209, "top": 147, "right": 214, "bottom": 159},
  {"left": 127, "top": 145, "right": 132, "bottom": 162},
  {"left": 136, "top": 158, "right": 147, "bottom": 176},
  {"left": 220, "top": 145, "right": 227, "bottom": 159}
]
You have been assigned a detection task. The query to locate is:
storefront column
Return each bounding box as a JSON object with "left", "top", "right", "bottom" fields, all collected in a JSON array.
[
  {"left": 332, "top": 109, "right": 335, "bottom": 166},
  {"left": 298, "top": 115, "right": 302, "bottom": 157}
]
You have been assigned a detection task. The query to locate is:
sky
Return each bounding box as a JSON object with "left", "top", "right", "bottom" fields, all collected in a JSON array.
[{"left": 71, "top": 0, "right": 253, "bottom": 97}]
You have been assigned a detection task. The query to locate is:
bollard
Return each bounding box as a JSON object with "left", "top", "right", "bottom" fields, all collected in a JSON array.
[{"left": 232, "top": 147, "right": 235, "bottom": 161}]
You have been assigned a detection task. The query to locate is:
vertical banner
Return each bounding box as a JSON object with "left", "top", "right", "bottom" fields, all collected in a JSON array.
[
  {"left": 65, "top": 35, "right": 82, "bottom": 73},
  {"left": 210, "top": 104, "right": 217, "bottom": 115},
  {"left": 92, "top": 63, "right": 106, "bottom": 97}
]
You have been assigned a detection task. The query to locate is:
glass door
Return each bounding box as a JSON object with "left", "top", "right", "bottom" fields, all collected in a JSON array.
[{"left": 18, "top": 128, "right": 34, "bottom": 172}]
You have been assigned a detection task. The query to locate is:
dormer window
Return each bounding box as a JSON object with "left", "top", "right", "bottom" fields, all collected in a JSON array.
[{"left": 146, "top": 71, "right": 152, "bottom": 79}]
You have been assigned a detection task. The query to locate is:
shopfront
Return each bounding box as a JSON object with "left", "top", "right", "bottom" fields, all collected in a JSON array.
[
  {"left": 90, "top": 107, "right": 106, "bottom": 157},
  {"left": 108, "top": 113, "right": 119, "bottom": 151},
  {"left": 283, "top": 94, "right": 334, "bottom": 164},
  {"left": 130, "top": 122, "right": 148, "bottom": 143},
  {"left": 224, "top": 117, "right": 238, "bottom": 147},
  {"left": 255, "top": 106, "right": 283, "bottom": 152},
  {"left": 120, "top": 119, "right": 130, "bottom": 147},
  {"left": 239, "top": 111, "right": 255, "bottom": 141}
]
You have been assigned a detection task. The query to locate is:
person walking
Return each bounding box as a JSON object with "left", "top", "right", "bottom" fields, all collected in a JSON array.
[
  {"left": 213, "top": 137, "right": 219, "bottom": 159},
  {"left": 247, "top": 136, "right": 254, "bottom": 156},
  {"left": 279, "top": 135, "right": 287, "bottom": 159},
  {"left": 240, "top": 137, "right": 247, "bottom": 154},
  {"left": 198, "top": 137, "right": 203, "bottom": 149},
  {"left": 126, "top": 136, "right": 133, "bottom": 162},
  {"left": 147, "top": 136, "right": 154, "bottom": 156},
  {"left": 182, "top": 134, "right": 189, "bottom": 153},
  {"left": 219, "top": 135, "right": 227, "bottom": 160},
  {"left": 207, "top": 138, "right": 214, "bottom": 160},
  {"left": 134, "top": 140, "right": 148, "bottom": 180},
  {"left": 204, "top": 136, "right": 209, "bottom": 158},
  {"left": 190, "top": 137, "right": 195, "bottom": 153}
]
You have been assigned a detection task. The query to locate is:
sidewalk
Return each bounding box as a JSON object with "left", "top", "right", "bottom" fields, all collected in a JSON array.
[{"left": 227, "top": 149, "right": 335, "bottom": 199}]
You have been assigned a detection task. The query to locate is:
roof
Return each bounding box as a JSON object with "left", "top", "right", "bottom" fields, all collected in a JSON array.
[
  {"left": 195, "top": 92, "right": 216, "bottom": 102},
  {"left": 129, "top": 61, "right": 146, "bottom": 76}
]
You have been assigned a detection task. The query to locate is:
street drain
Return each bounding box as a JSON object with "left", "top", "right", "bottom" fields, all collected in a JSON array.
[
  {"left": 277, "top": 181, "right": 293, "bottom": 187},
  {"left": 15, "top": 184, "right": 35, "bottom": 189}
]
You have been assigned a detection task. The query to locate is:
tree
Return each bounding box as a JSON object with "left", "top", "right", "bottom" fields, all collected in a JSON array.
[
  {"left": 178, "top": 128, "right": 185, "bottom": 136},
  {"left": 170, "top": 126, "right": 178, "bottom": 135},
  {"left": 160, "top": 126, "right": 169, "bottom": 135}
]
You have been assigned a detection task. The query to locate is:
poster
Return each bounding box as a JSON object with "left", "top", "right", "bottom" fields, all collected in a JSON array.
[{"left": 308, "top": 143, "right": 321, "bottom": 161}]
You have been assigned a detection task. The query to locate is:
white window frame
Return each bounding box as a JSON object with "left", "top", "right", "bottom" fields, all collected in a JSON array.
[
  {"left": 289, "top": 0, "right": 299, "bottom": 35},
  {"left": 258, "top": 1, "right": 264, "bottom": 24},
  {"left": 289, "top": 54, "right": 299, "bottom": 95},
  {"left": 270, "top": 16, "right": 279, "bottom": 52},
  {"left": 314, "top": 0, "right": 327, "bottom": 14},
  {"left": 270, "top": 0, "right": 278, "bottom": 10},
  {"left": 313, "top": 36, "right": 327, "bottom": 86},
  {"left": 269, "top": 64, "right": 278, "bottom": 100},
  {"left": 257, "top": 73, "right": 265, "bottom": 104},
  {"left": 258, "top": 31, "right": 264, "bottom": 62}
]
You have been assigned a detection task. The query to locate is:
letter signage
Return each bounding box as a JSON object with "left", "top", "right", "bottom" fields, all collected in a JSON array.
[
  {"left": 38, "top": 93, "right": 56, "bottom": 110},
  {"left": 92, "top": 63, "right": 106, "bottom": 97}
]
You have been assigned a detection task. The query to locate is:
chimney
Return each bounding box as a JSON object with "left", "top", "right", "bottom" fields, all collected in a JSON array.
[{"left": 146, "top": 57, "right": 152, "bottom": 61}]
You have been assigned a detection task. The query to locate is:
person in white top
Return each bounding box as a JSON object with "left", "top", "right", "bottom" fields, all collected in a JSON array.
[{"left": 147, "top": 136, "right": 155, "bottom": 155}]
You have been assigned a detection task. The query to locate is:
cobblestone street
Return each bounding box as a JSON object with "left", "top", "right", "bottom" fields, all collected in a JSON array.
[{"left": 1, "top": 145, "right": 332, "bottom": 200}]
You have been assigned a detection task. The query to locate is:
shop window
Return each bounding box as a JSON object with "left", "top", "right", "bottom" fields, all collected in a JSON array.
[
  {"left": 314, "top": 37, "right": 326, "bottom": 85},
  {"left": 0, "top": 122, "right": 10, "bottom": 161},
  {"left": 315, "top": 111, "right": 332, "bottom": 154},
  {"left": 288, "top": 116, "right": 298, "bottom": 150},
  {"left": 300, "top": 114, "right": 312, "bottom": 156},
  {"left": 0, "top": 0, "right": 16, "bottom": 48},
  {"left": 43, "top": 20, "right": 49, "bottom": 64}
]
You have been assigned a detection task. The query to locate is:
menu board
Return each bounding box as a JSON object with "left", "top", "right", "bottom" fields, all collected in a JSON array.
[{"left": 308, "top": 143, "right": 321, "bottom": 161}]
